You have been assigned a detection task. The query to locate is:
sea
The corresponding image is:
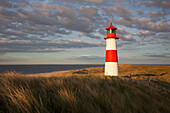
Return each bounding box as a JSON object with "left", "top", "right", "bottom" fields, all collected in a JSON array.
[{"left": 0, "top": 64, "right": 104, "bottom": 74}]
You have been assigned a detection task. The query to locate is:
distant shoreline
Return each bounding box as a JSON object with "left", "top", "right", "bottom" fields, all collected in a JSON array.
[{"left": 0, "top": 64, "right": 169, "bottom": 75}]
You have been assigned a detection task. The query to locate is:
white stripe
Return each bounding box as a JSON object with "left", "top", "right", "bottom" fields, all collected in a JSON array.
[
  {"left": 105, "top": 62, "right": 118, "bottom": 64},
  {"left": 106, "top": 39, "right": 117, "bottom": 50},
  {"left": 105, "top": 62, "right": 118, "bottom": 76},
  {"left": 106, "top": 48, "right": 117, "bottom": 50}
]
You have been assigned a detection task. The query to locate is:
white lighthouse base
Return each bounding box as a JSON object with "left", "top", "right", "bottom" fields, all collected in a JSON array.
[{"left": 105, "top": 62, "right": 118, "bottom": 76}]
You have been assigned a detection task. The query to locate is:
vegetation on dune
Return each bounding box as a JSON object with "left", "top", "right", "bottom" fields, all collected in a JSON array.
[
  {"left": 119, "top": 65, "right": 170, "bottom": 83},
  {"left": 0, "top": 65, "right": 170, "bottom": 113}
]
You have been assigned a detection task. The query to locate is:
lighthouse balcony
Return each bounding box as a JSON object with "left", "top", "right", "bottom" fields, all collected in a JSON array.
[
  {"left": 104, "top": 33, "right": 119, "bottom": 40},
  {"left": 116, "top": 34, "right": 119, "bottom": 39}
]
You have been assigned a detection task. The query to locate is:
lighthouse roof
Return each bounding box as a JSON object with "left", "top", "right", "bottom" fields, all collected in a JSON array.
[{"left": 105, "top": 23, "right": 117, "bottom": 30}]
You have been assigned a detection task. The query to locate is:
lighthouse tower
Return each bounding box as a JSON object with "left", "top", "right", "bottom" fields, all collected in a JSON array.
[{"left": 104, "top": 23, "right": 119, "bottom": 76}]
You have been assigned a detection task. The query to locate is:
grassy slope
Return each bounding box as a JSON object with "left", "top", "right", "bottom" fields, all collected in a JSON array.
[{"left": 0, "top": 64, "right": 170, "bottom": 113}]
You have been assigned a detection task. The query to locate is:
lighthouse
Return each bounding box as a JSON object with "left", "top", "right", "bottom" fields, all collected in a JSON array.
[{"left": 104, "top": 23, "right": 119, "bottom": 76}]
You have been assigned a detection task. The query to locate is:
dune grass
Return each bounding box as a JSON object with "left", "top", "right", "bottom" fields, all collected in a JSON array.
[{"left": 0, "top": 65, "right": 170, "bottom": 113}]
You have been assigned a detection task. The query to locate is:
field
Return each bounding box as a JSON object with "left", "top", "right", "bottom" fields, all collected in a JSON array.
[{"left": 0, "top": 64, "right": 170, "bottom": 113}]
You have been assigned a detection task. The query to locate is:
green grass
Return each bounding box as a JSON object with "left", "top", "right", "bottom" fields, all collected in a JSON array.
[{"left": 0, "top": 65, "right": 170, "bottom": 113}]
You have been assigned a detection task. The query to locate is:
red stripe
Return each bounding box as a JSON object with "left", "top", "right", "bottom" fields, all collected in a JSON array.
[{"left": 105, "top": 50, "right": 118, "bottom": 62}]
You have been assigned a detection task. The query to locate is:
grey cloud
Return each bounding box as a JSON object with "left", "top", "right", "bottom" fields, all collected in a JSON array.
[
  {"left": 132, "top": 17, "right": 151, "bottom": 25},
  {"left": 119, "top": 46, "right": 140, "bottom": 51},
  {"left": 79, "top": 33, "right": 101, "bottom": 39},
  {"left": 0, "top": 0, "right": 12, "bottom": 8},
  {"left": 0, "top": 48, "right": 66, "bottom": 53},
  {"left": 111, "top": 0, "right": 126, "bottom": 6},
  {"left": 0, "top": 2, "right": 99, "bottom": 40},
  {"left": 0, "top": 1, "right": 106, "bottom": 54},
  {"left": 76, "top": 6, "right": 98, "bottom": 22},
  {"left": 68, "top": 55, "right": 104, "bottom": 61},
  {"left": 115, "top": 18, "right": 133, "bottom": 27},
  {"left": 121, "top": 35, "right": 136, "bottom": 41},
  {"left": 117, "top": 28, "right": 129, "bottom": 35},
  {"left": 55, "top": 0, "right": 105, "bottom": 4},
  {"left": 98, "top": 27, "right": 106, "bottom": 35},
  {"left": 25, "top": 3, "right": 97, "bottom": 33},
  {"left": 137, "top": 21, "right": 170, "bottom": 32},
  {"left": 138, "top": 0, "right": 170, "bottom": 10},
  {"left": 131, "top": 31, "right": 156, "bottom": 37},
  {"left": 115, "top": 17, "right": 170, "bottom": 32},
  {"left": 0, "top": 39, "right": 104, "bottom": 54},
  {"left": 135, "top": 9, "right": 144, "bottom": 15},
  {"left": 153, "top": 33, "right": 170, "bottom": 40},
  {"left": 102, "top": 6, "right": 132, "bottom": 20},
  {"left": 13, "top": 1, "right": 30, "bottom": 8},
  {"left": 0, "top": 57, "right": 27, "bottom": 63},
  {"left": 0, "top": 6, "right": 19, "bottom": 23},
  {"left": 144, "top": 53, "right": 170, "bottom": 58},
  {"left": 50, "top": 39, "right": 105, "bottom": 48},
  {"left": 149, "top": 11, "right": 169, "bottom": 18}
]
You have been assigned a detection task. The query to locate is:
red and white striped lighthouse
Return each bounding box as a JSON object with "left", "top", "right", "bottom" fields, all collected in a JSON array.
[{"left": 104, "top": 23, "right": 119, "bottom": 76}]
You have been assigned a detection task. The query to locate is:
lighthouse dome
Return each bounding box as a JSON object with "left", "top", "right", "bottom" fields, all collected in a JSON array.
[{"left": 105, "top": 23, "right": 117, "bottom": 30}]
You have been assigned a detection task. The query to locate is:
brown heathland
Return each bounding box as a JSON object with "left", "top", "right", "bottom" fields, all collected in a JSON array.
[{"left": 0, "top": 64, "right": 170, "bottom": 113}]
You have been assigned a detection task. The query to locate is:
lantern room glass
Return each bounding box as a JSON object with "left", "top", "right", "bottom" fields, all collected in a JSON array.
[
  {"left": 107, "top": 29, "right": 110, "bottom": 33},
  {"left": 112, "top": 29, "right": 116, "bottom": 33}
]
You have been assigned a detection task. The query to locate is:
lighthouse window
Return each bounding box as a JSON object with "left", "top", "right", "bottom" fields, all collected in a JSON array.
[
  {"left": 112, "top": 29, "right": 116, "bottom": 33},
  {"left": 107, "top": 29, "right": 110, "bottom": 33}
]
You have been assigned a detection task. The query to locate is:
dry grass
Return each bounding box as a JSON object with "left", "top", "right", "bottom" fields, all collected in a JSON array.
[
  {"left": 0, "top": 65, "right": 170, "bottom": 113},
  {"left": 119, "top": 64, "right": 170, "bottom": 83}
]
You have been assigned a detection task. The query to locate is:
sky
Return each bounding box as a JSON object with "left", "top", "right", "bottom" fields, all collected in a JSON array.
[{"left": 0, "top": 0, "right": 170, "bottom": 64}]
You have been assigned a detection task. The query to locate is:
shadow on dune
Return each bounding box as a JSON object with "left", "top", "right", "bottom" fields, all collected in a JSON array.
[{"left": 124, "top": 73, "right": 168, "bottom": 78}]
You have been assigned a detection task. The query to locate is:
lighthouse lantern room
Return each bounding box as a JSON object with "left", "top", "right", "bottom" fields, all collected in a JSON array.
[{"left": 104, "top": 23, "right": 119, "bottom": 76}]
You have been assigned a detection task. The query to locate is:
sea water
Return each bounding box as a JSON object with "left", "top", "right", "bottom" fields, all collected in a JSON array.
[{"left": 0, "top": 64, "right": 104, "bottom": 74}]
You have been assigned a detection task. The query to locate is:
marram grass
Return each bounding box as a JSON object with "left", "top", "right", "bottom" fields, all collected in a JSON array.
[{"left": 0, "top": 65, "right": 170, "bottom": 113}]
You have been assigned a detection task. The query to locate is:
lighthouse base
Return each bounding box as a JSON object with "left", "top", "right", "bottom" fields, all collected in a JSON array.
[{"left": 105, "top": 62, "right": 118, "bottom": 76}]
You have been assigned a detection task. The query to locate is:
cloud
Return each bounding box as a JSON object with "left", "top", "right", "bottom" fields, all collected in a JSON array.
[
  {"left": 138, "top": 0, "right": 170, "bottom": 10},
  {"left": 102, "top": 6, "right": 132, "bottom": 20},
  {"left": 0, "top": 2, "right": 99, "bottom": 38},
  {"left": 0, "top": 39, "right": 104, "bottom": 54},
  {"left": 153, "top": 32, "right": 170, "bottom": 40},
  {"left": 119, "top": 46, "right": 140, "bottom": 51},
  {"left": 135, "top": 9, "right": 144, "bottom": 15},
  {"left": 0, "top": 57, "right": 27, "bottom": 63},
  {"left": 117, "top": 28, "right": 129, "bottom": 35},
  {"left": 79, "top": 33, "right": 101, "bottom": 39},
  {"left": 76, "top": 6, "right": 98, "bottom": 21},
  {"left": 121, "top": 35, "right": 136, "bottom": 41},
  {"left": 139, "top": 21, "right": 170, "bottom": 32},
  {"left": 144, "top": 53, "right": 170, "bottom": 58},
  {"left": 0, "top": 0, "right": 12, "bottom": 8},
  {"left": 131, "top": 31, "right": 156, "bottom": 37},
  {"left": 148, "top": 11, "right": 169, "bottom": 18},
  {"left": 14, "top": 1, "right": 30, "bottom": 8},
  {"left": 55, "top": 0, "right": 105, "bottom": 4},
  {"left": 115, "top": 17, "right": 133, "bottom": 27},
  {"left": 116, "top": 17, "right": 170, "bottom": 32},
  {"left": 148, "top": 11, "right": 170, "bottom": 21},
  {"left": 69, "top": 55, "right": 104, "bottom": 61}
]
